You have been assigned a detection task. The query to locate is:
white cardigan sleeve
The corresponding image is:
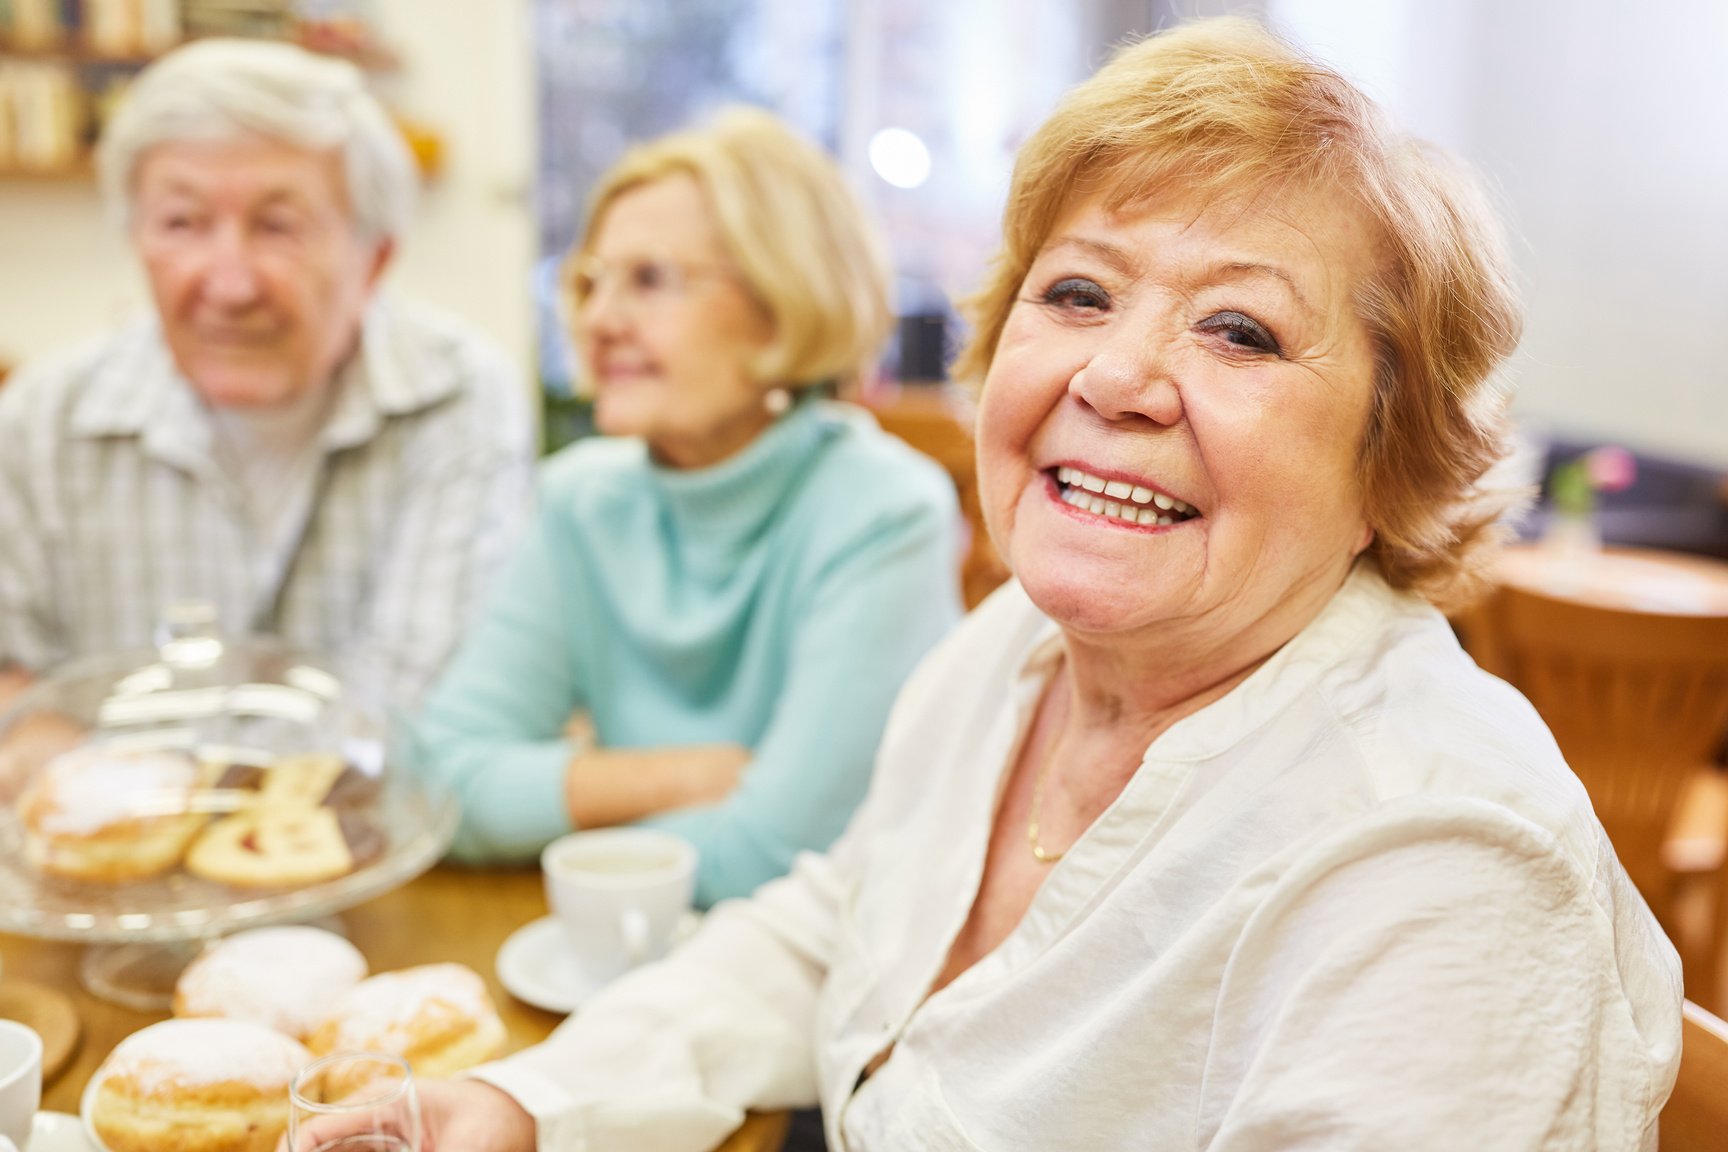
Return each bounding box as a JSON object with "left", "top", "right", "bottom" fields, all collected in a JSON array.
[{"left": 469, "top": 832, "right": 861, "bottom": 1152}]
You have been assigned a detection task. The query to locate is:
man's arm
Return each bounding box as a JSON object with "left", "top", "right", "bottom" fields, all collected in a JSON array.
[
  {"left": 0, "top": 663, "right": 33, "bottom": 714},
  {"left": 0, "top": 366, "right": 67, "bottom": 687},
  {"left": 345, "top": 437, "right": 535, "bottom": 719},
  {"left": 0, "top": 701, "right": 83, "bottom": 803}
]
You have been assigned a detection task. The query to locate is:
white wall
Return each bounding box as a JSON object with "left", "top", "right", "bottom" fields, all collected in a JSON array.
[
  {"left": 0, "top": 180, "right": 144, "bottom": 359},
  {"left": 0, "top": 0, "right": 537, "bottom": 375},
  {"left": 1460, "top": 0, "right": 1728, "bottom": 469},
  {"left": 1269, "top": 0, "right": 1728, "bottom": 469},
  {"left": 369, "top": 0, "right": 535, "bottom": 366}
]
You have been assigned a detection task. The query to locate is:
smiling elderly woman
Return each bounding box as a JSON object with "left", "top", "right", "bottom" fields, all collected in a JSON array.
[
  {"left": 409, "top": 108, "right": 961, "bottom": 906},
  {"left": 306, "top": 19, "right": 1680, "bottom": 1152}
]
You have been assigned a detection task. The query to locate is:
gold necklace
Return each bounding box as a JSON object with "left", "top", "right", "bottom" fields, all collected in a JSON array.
[{"left": 1026, "top": 734, "right": 1064, "bottom": 864}]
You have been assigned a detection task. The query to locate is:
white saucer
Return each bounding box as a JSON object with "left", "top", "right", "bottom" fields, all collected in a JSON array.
[
  {"left": 30, "top": 1111, "right": 98, "bottom": 1152},
  {"left": 495, "top": 913, "right": 702, "bottom": 1015},
  {"left": 494, "top": 916, "right": 607, "bottom": 1014}
]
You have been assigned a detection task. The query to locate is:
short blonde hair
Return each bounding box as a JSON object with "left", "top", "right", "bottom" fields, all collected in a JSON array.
[
  {"left": 954, "top": 17, "right": 1525, "bottom": 611},
  {"left": 98, "top": 38, "right": 415, "bottom": 242},
  {"left": 567, "top": 106, "right": 893, "bottom": 391}
]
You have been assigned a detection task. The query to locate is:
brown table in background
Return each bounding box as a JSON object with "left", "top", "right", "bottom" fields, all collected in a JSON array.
[
  {"left": 1495, "top": 542, "right": 1728, "bottom": 616},
  {"left": 0, "top": 866, "right": 788, "bottom": 1152}
]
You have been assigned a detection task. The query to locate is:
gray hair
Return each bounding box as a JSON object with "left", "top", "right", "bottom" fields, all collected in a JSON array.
[{"left": 97, "top": 38, "right": 416, "bottom": 242}]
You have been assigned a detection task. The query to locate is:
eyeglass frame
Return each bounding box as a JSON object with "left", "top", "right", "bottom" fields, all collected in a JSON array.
[{"left": 560, "top": 253, "right": 750, "bottom": 318}]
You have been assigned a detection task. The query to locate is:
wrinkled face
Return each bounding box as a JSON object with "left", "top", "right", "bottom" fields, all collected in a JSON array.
[
  {"left": 574, "top": 174, "right": 777, "bottom": 470},
  {"left": 130, "top": 137, "right": 389, "bottom": 409},
  {"left": 976, "top": 186, "right": 1381, "bottom": 658}
]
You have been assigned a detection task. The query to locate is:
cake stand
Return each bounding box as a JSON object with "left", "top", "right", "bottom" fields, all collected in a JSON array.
[
  {"left": 0, "top": 775, "right": 457, "bottom": 1009},
  {"left": 0, "top": 606, "right": 460, "bottom": 1009}
]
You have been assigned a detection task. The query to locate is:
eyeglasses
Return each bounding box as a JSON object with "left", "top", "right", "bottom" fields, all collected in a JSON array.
[{"left": 564, "top": 254, "right": 741, "bottom": 312}]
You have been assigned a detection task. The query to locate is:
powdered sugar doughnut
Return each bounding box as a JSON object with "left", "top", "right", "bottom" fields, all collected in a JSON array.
[
  {"left": 307, "top": 963, "right": 505, "bottom": 1090},
  {"left": 87, "top": 1018, "right": 310, "bottom": 1152},
  {"left": 18, "top": 747, "right": 208, "bottom": 882},
  {"left": 173, "top": 927, "right": 368, "bottom": 1041}
]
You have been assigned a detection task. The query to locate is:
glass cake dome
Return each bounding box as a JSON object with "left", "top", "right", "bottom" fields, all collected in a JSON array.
[{"left": 0, "top": 603, "right": 456, "bottom": 1006}]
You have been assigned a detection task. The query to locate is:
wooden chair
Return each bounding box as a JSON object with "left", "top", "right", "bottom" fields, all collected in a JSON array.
[
  {"left": 868, "top": 388, "right": 1011, "bottom": 610},
  {"left": 718, "top": 1111, "right": 790, "bottom": 1152},
  {"left": 1462, "top": 586, "right": 1728, "bottom": 1008},
  {"left": 1660, "top": 1000, "right": 1728, "bottom": 1149}
]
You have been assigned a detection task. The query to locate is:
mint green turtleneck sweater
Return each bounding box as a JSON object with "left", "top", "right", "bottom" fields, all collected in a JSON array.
[{"left": 410, "top": 399, "right": 961, "bottom": 905}]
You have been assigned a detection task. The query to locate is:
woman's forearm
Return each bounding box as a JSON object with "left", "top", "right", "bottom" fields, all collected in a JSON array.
[{"left": 564, "top": 743, "right": 749, "bottom": 828}]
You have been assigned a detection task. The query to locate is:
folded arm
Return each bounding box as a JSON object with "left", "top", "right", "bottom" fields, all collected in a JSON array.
[
  {"left": 347, "top": 444, "right": 534, "bottom": 720},
  {"left": 0, "top": 410, "right": 63, "bottom": 683},
  {"left": 0, "top": 664, "right": 33, "bottom": 714}
]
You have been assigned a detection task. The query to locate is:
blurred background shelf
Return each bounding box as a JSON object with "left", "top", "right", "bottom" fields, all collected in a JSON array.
[
  {"left": 0, "top": 37, "right": 399, "bottom": 71},
  {"left": 0, "top": 0, "right": 432, "bottom": 179}
]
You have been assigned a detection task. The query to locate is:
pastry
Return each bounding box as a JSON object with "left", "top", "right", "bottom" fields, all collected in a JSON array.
[
  {"left": 256, "top": 753, "right": 346, "bottom": 809},
  {"left": 307, "top": 963, "right": 506, "bottom": 1089},
  {"left": 206, "top": 762, "right": 268, "bottom": 798},
  {"left": 16, "top": 746, "right": 208, "bottom": 882},
  {"left": 204, "top": 754, "right": 379, "bottom": 811},
  {"left": 88, "top": 1018, "right": 310, "bottom": 1152},
  {"left": 173, "top": 926, "right": 368, "bottom": 1041},
  {"left": 319, "top": 759, "right": 384, "bottom": 810},
  {"left": 184, "top": 806, "right": 354, "bottom": 888}
]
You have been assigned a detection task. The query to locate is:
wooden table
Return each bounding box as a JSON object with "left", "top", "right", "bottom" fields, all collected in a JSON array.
[
  {"left": 0, "top": 865, "right": 788, "bottom": 1151},
  {"left": 1496, "top": 542, "right": 1728, "bottom": 616}
]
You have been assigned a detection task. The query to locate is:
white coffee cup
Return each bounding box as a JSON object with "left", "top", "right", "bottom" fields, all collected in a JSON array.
[
  {"left": 0, "top": 1019, "right": 42, "bottom": 1152},
  {"left": 541, "top": 828, "right": 696, "bottom": 985}
]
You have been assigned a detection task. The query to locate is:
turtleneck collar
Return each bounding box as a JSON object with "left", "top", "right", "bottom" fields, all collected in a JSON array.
[{"left": 645, "top": 394, "right": 835, "bottom": 554}]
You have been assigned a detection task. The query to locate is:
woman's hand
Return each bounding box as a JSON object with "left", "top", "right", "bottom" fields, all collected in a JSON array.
[
  {"left": 281, "top": 1078, "right": 536, "bottom": 1152},
  {"left": 566, "top": 742, "right": 750, "bottom": 828}
]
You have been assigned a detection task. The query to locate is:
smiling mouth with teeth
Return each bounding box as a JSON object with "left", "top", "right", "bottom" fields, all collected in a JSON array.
[{"left": 1052, "top": 466, "right": 1199, "bottom": 527}]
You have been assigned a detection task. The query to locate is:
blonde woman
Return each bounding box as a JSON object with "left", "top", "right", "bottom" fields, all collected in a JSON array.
[
  {"left": 317, "top": 20, "right": 1678, "bottom": 1152},
  {"left": 411, "top": 108, "right": 961, "bottom": 906}
]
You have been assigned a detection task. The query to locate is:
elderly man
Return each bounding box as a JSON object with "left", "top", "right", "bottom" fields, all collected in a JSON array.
[{"left": 0, "top": 39, "right": 534, "bottom": 717}]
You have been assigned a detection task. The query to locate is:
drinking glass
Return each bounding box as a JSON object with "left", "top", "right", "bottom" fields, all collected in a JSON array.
[{"left": 288, "top": 1051, "right": 422, "bottom": 1152}]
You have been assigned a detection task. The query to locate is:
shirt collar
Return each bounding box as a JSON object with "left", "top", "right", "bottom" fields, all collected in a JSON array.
[
  {"left": 322, "top": 299, "right": 465, "bottom": 450},
  {"left": 66, "top": 298, "right": 458, "bottom": 462},
  {"left": 1004, "top": 561, "right": 1409, "bottom": 767},
  {"left": 1137, "top": 561, "right": 1407, "bottom": 763},
  {"left": 990, "top": 564, "right": 1412, "bottom": 948},
  {"left": 68, "top": 318, "right": 214, "bottom": 475}
]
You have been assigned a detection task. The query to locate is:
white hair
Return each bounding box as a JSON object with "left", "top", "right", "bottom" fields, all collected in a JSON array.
[{"left": 97, "top": 38, "right": 416, "bottom": 242}]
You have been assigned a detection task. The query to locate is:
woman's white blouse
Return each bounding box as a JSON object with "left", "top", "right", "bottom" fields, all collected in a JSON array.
[{"left": 476, "top": 566, "right": 1682, "bottom": 1152}]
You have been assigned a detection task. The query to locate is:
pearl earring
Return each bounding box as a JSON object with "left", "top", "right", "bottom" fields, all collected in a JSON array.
[{"left": 764, "top": 388, "right": 792, "bottom": 416}]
